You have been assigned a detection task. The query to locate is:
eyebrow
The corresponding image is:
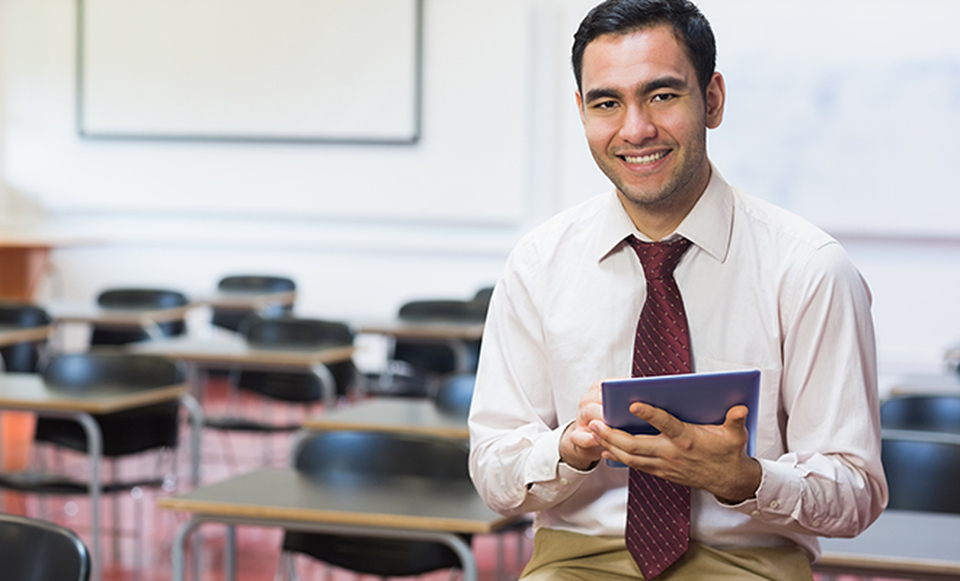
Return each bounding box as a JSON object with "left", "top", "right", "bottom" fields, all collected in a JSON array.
[
  {"left": 583, "top": 76, "right": 690, "bottom": 105},
  {"left": 641, "top": 76, "right": 689, "bottom": 94}
]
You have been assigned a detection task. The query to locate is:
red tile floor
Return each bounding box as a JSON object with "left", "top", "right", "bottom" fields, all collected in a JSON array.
[{"left": 4, "top": 376, "right": 906, "bottom": 580}]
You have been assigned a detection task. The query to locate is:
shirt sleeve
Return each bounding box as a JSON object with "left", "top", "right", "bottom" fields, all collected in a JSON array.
[
  {"left": 468, "top": 243, "right": 595, "bottom": 516},
  {"left": 727, "top": 242, "right": 888, "bottom": 538}
]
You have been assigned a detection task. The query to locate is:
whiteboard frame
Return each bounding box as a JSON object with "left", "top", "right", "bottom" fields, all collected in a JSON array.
[{"left": 74, "top": 0, "right": 424, "bottom": 145}]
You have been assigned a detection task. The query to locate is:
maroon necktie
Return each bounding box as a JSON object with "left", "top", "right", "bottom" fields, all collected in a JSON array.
[{"left": 624, "top": 235, "right": 692, "bottom": 579}]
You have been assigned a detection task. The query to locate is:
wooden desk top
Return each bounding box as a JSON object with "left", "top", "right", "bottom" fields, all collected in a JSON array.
[
  {"left": 45, "top": 301, "right": 193, "bottom": 326},
  {"left": 354, "top": 319, "right": 484, "bottom": 341},
  {"left": 129, "top": 335, "right": 355, "bottom": 369},
  {"left": 192, "top": 290, "right": 297, "bottom": 310},
  {"left": 0, "top": 325, "right": 51, "bottom": 348},
  {"left": 304, "top": 398, "right": 468, "bottom": 440},
  {"left": 816, "top": 509, "right": 960, "bottom": 579},
  {"left": 0, "top": 372, "right": 188, "bottom": 414},
  {"left": 884, "top": 373, "right": 960, "bottom": 398},
  {"left": 157, "top": 467, "right": 513, "bottom": 535}
]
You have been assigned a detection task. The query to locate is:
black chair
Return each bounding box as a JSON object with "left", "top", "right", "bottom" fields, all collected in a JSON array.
[
  {"left": 882, "top": 431, "right": 960, "bottom": 513},
  {"left": 211, "top": 275, "right": 296, "bottom": 333},
  {"left": 89, "top": 288, "right": 189, "bottom": 346},
  {"left": 0, "top": 302, "right": 51, "bottom": 372},
  {"left": 880, "top": 395, "right": 960, "bottom": 433},
  {"left": 204, "top": 317, "right": 356, "bottom": 466},
  {"left": 280, "top": 430, "right": 472, "bottom": 578},
  {"left": 392, "top": 299, "right": 487, "bottom": 376},
  {"left": 0, "top": 352, "right": 188, "bottom": 568},
  {"left": 0, "top": 514, "right": 90, "bottom": 581},
  {"left": 470, "top": 285, "right": 494, "bottom": 315}
]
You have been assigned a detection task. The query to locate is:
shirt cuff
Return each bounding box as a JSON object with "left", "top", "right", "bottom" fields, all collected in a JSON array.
[
  {"left": 719, "top": 458, "right": 799, "bottom": 520},
  {"left": 523, "top": 421, "right": 595, "bottom": 503}
]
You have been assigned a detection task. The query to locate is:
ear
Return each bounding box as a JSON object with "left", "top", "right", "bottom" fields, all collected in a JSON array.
[
  {"left": 575, "top": 90, "right": 587, "bottom": 126},
  {"left": 704, "top": 72, "right": 725, "bottom": 129}
]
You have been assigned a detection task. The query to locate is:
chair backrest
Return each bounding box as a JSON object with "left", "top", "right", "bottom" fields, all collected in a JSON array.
[
  {"left": 212, "top": 275, "right": 296, "bottom": 332},
  {"left": 292, "top": 430, "right": 469, "bottom": 482},
  {"left": 433, "top": 372, "right": 475, "bottom": 418},
  {"left": 0, "top": 514, "right": 90, "bottom": 581},
  {"left": 97, "top": 288, "right": 188, "bottom": 310},
  {"left": 394, "top": 299, "right": 485, "bottom": 375},
  {"left": 35, "top": 353, "right": 185, "bottom": 456},
  {"left": 882, "top": 431, "right": 960, "bottom": 514},
  {"left": 239, "top": 317, "right": 355, "bottom": 400},
  {"left": 0, "top": 302, "right": 51, "bottom": 372},
  {"left": 398, "top": 299, "right": 487, "bottom": 324},
  {"left": 92, "top": 288, "right": 189, "bottom": 345},
  {"left": 880, "top": 395, "right": 960, "bottom": 434},
  {"left": 218, "top": 275, "right": 296, "bottom": 294}
]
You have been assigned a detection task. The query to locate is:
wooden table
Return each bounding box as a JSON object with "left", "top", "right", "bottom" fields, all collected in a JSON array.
[
  {"left": 303, "top": 397, "right": 468, "bottom": 440},
  {"left": 0, "top": 372, "right": 201, "bottom": 581},
  {"left": 45, "top": 300, "right": 194, "bottom": 342},
  {"left": 814, "top": 509, "right": 960, "bottom": 579},
  {"left": 158, "top": 467, "right": 517, "bottom": 581},
  {"left": 354, "top": 318, "right": 484, "bottom": 373},
  {"left": 192, "top": 289, "right": 297, "bottom": 311},
  {"left": 0, "top": 324, "right": 52, "bottom": 348},
  {"left": 355, "top": 319, "right": 484, "bottom": 342},
  {"left": 129, "top": 335, "right": 356, "bottom": 407}
]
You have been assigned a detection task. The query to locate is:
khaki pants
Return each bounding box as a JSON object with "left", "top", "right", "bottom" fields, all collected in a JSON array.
[{"left": 521, "top": 528, "right": 813, "bottom": 580}]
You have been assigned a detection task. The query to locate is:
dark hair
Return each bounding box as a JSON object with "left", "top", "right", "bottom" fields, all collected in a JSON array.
[{"left": 572, "top": 0, "right": 716, "bottom": 97}]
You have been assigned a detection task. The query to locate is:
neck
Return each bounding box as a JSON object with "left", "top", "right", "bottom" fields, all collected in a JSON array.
[{"left": 621, "top": 164, "right": 712, "bottom": 241}]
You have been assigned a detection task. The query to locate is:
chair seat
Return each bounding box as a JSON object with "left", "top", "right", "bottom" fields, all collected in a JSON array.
[
  {"left": 0, "top": 471, "right": 165, "bottom": 495},
  {"left": 282, "top": 531, "right": 468, "bottom": 577},
  {"left": 203, "top": 415, "right": 302, "bottom": 433}
]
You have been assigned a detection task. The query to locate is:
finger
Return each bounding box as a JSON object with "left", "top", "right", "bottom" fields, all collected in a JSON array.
[
  {"left": 724, "top": 405, "right": 749, "bottom": 431},
  {"left": 630, "top": 402, "right": 686, "bottom": 439}
]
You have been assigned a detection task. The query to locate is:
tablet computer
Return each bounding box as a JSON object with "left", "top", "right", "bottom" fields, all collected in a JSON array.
[{"left": 601, "top": 369, "right": 761, "bottom": 466}]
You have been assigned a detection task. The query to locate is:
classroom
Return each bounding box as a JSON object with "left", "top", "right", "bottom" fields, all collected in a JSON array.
[{"left": 1, "top": 0, "right": 958, "bottom": 579}]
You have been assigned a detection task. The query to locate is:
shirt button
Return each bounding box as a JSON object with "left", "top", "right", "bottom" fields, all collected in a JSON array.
[
  {"left": 751, "top": 510, "right": 761, "bottom": 517},
  {"left": 559, "top": 478, "right": 569, "bottom": 486},
  {"left": 769, "top": 500, "right": 780, "bottom": 509},
  {"left": 812, "top": 519, "right": 821, "bottom": 527}
]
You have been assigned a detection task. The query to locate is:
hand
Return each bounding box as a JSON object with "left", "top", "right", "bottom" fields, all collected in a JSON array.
[
  {"left": 589, "top": 403, "right": 761, "bottom": 503},
  {"left": 558, "top": 380, "right": 606, "bottom": 470}
]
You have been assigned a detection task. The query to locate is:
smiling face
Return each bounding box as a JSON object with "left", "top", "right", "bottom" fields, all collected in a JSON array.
[{"left": 576, "top": 25, "right": 725, "bottom": 238}]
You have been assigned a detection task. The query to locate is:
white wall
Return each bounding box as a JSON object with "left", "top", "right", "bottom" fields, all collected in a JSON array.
[{"left": 2, "top": 0, "right": 959, "bottom": 374}]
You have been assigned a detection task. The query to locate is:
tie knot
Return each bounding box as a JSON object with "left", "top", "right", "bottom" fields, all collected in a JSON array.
[{"left": 627, "top": 236, "right": 691, "bottom": 281}]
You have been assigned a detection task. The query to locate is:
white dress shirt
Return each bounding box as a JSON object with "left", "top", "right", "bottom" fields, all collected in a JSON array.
[{"left": 468, "top": 168, "right": 887, "bottom": 561}]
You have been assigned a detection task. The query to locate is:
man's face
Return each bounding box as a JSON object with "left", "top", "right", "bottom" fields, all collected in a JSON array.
[{"left": 576, "top": 25, "right": 724, "bottom": 221}]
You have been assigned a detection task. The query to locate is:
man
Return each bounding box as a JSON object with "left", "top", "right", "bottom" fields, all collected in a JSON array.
[{"left": 468, "top": 0, "right": 887, "bottom": 579}]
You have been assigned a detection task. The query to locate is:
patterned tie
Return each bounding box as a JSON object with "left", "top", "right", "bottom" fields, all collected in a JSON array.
[{"left": 624, "top": 235, "right": 692, "bottom": 579}]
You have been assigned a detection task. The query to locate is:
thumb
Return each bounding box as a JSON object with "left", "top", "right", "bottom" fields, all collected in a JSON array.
[{"left": 724, "top": 405, "right": 749, "bottom": 431}]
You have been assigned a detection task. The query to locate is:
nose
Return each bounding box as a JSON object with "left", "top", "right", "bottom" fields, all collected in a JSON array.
[{"left": 618, "top": 103, "right": 657, "bottom": 144}]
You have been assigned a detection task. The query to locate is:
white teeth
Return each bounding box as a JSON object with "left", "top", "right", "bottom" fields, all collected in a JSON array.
[{"left": 623, "top": 151, "right": 667, "bottom": 164}]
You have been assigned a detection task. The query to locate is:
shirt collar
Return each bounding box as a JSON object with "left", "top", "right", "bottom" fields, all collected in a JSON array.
[{"left": 594, "top": 164, "right": 734, "bottom": 264}]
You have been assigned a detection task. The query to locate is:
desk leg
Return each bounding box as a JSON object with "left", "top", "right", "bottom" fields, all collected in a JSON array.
[
  {"left": 226, "top": 525, "right": 237, "bottom": 581},
  {"left": 310, "top": 363, "right": 337, "bottom": 409},
  {"left": 172, "top": 516, "right": 202, "bottom": 581},
  {"left": 72, "top": 412, "right": 103, "bottom": 581}
]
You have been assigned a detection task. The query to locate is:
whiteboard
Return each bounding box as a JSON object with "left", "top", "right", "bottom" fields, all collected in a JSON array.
[{"left": 77, "top": 0, "right": 422, "bottom": 143}]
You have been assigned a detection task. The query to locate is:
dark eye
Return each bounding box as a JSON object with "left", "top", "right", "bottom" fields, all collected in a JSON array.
[
  {"left": 592, "top": 100, "right": 619, "bottom": 110},
  {"left": 652, "top": 93, "right": 677, "bottom": 103}
]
